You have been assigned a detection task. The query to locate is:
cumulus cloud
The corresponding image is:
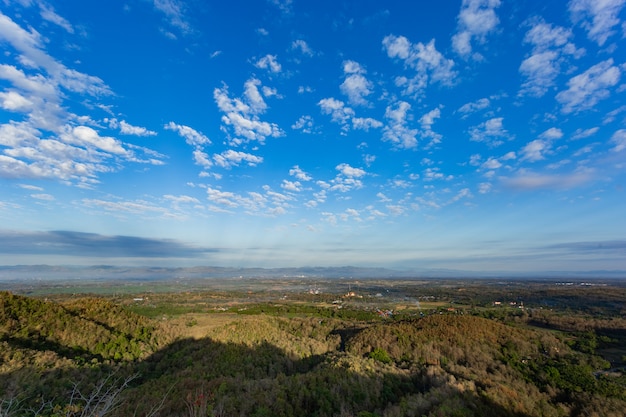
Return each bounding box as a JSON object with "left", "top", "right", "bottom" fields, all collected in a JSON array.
[
  {"left": 214, "top": 80, "right": 283, "bottom": 145},
  {"left": 61, "top": 125, "right": 127, "bottom": 155},
  {"left": 108, "top": 118, "right": 157, "bottom": 136},
  {"left": 519, "top": 19, "right": 584, "bottom": 98},
  {"left": 457, "top": 97, "right": 490, "bottom": 115},
  {"left": 165, "top": 122, "right": 211, "bottom": 147},
  {"left": 329, "top": 163, "right": 367, "bottom": 192},
  {"left": 0, "top": 12, "right": 163, "bottom": 185},
  {"left": 382, "top": 100, "right": 419, "bottom": 149},
  {"left": 318, "top": 97, "right": 354, "bottom": 127},
  {"left": 452, "top": 0, "right": 501, "bottom": 59},
  {"left": 289, "top": 165, "right": 312, "bottom": 181},
  {"left": 556, "top": 59, "right": 621, "bottom": 114},
  {"left": 291, "top": 115, "right": 314, "bottom": 133},
  {"left": 254, "top": 54, "right": 282, "bottom": 73},
  {"left": 468, "top": 117, "right": 510, "bottom": 147},
  {"left": 340, "top": 60, "right": 373, "bottom": 106},
  {"left": 519, "top": 128, "right": 563, "bottom": 162},
  {"left": 281, "top": 180, "right": 302, "bottom": 192},
  {"left": 213, "top": 150, "right": 263, "bottom": 169},
  {"left": 383, "top": 35, "right": 457, "bottom": 96},
  {"left": 318, "top": 97, "right": 381, "bottom": 132},
  {"left": 569, "top": 0, "right": 626, "bottom": 46},
  {"left": 206, "top": 185, "right": 292, "bottom": 216}
]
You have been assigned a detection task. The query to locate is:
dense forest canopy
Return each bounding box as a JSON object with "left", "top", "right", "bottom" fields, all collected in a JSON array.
[{"left": 1, "top": 279, "right": 626, "bottom": 416}]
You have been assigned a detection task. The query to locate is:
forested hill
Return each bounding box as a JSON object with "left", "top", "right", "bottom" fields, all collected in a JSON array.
[
  {"left": 1, "top": 291, "right": 626, "bottom": 416},
  {"left": 0, "top": 291, "right": 161, "bottom": 362}
]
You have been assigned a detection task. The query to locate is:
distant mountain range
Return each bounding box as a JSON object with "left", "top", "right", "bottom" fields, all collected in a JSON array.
[{"left": 0, "top": 264, "right": 624, "bottom": 282}]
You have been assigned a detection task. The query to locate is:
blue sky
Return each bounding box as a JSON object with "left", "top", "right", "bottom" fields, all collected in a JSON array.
[{"left": 0, "top": 0, "right": 625, "bottom": 274}]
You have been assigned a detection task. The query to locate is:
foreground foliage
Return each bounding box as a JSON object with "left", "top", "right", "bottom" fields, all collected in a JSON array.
[{"left": 1, "top": 290, "right": 625, "bottom": 416}]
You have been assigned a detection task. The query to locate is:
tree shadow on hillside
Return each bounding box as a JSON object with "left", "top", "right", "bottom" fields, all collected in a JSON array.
[
  {"left": 2, "top": 333, "right": 537, "bottom": 417},
  {"left": 1, "top": 334, "right": 105, "bottom": 363}
]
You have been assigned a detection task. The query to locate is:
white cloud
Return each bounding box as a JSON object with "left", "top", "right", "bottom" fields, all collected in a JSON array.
[
  {"left": 165, "top": 121, "right": 211, "bottom": 147},
  {"left": 39, "top": 3, "right": 74, "bottom": 33},
  {"left": 291, "top": 39, "right": 313, "bottom": 56},
  {"left": 482, "top": 157, "right": 502, "bottom": 169},
  {"left": 340, "top": 60, "right": 373, "bottom": 106},
  {"left": 603, "top": 105, "right": 626, "bottom": 124},
  {"left": 31, "top": 193, "right": 54, "bottom": 201},
  {"left": 243, "top": 78, "right": 268, "bottom": 114},
  {"left": 291, "top": 115, "right": 314, "bottom": 133},
  {"left": 352, "top": 117, "right": 383, "bottom": 131},
  {"left": 610, "top": 129, "right": 626, "bottom": 152},
  {"left": 500, "top": 170, "right": 593, "bottom": 190},
  {"left": 569, "top": 0, "right": 626, "bottom": 46},
  {"left": 254, "top": 54, "right": 282, "bottom": 73},
  {"left": 478, "top": 182, "right": 492, "bottom": 194},
  {"left": 192, "top": 149, "right": 212, "bottom": 169},
  {"left": 213, "top": 150, "right": 263, "bottom": 169},
  {"left": 0, "top": 90, "right": 33, "bottom": 111},
  {"left": 281, "top": 180, "right": 302, "bottom": 192},
  {"left": 214, "top": 81, "right": 283, "bottom": 145},
  {"left": 108, "top": 118, "right": 157, "bottom": 136},
  {"left": 61, "top": 125, "right": 127, "bottom": 155},
  {"left": 383, "top": 35, "right": 457, "bottom": 96},
  {"left": 469, "top": 117, "right": 510, "bottom": 146},
  {"left": 458, "top": 97, "right": 490, "bottom": 115},
  {"left": 318, "top": 97, "right": 354, "bottom": 128},
  {"left": 539, "top": 127, "right": 564, "bottom": 140},
  {"left": 571, "top": 127, "right": 599, "bottom": 140},
  {"left": 520, "top": 139, "right": 551, "bottom": 162},
  {"left": 328, "top": 164, "right": 367, "bottom": 192},
  {"left": 519, "top": 19, "right": 584, "bottom": 98},
  {"left": 153, "top": 0, "right": 192, "bottom": 36},
  {"left": 519, "top": 128, "right": 563, "bottom": 162},
  {"left": 382, "top": 100, "right": 418, "bottom": 149},
  {"left": 452, "top": 0, "right": 501, "bottom": 59},
  {"left": 336, "top": 163, "right": 366, "bottom": 178},
  {"left": 556, "top": 59, "right": 621, "bottom": 114},
  {"left": 289, "top": 165, "right": 312, "bottom": 181}
]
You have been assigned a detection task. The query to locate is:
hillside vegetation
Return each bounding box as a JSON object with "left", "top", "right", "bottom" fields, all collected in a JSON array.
[{"left": 1, "top": 290, "right": 625, "bottom": 416}]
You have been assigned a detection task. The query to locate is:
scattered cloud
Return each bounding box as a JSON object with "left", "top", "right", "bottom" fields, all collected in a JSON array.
[
  {"left": 556, "top": 59, "right": 621, "bottom": 114},
  {"left": 382, "top": 100, "right": 418, "bottom": 149},
  {"left": 289, "top": 165, "right": 312, "bottom": 181},
  {"left": 569, "top": 0, "right": 626, "bottom": 46},
  {"left": 452, "top": 0, "right": 501, "bottom": 59},
  {"left": 500, "top": 169, "right": 593, "bottom": 190},
  {"left": 291, "top": 39, "right": 314, "bottom": 56},
  {"left": 340, "top": 60, "right": 373, "bottom": 106},
  {"left": 165, "top": 122, "right": 210, "bottom": 147},
  {"left": 571, "top": 127, "right": 599, "bottom": 140},
  {"left": 213, "top": 150, "right": 263, "bottom": 169},
  {"left": 291, "top": 115, "right": 314, "bottom": 133},
  {"left": 457, "top": 97, "right": 490, "bottom": 115},
  {"left": 610, "top": 129, "right": 626, "bottom": 152},
  {"left": 383, "top": 35, "right": 457, "bottom": 96},
  {"left": 519, "top": 19, "right": 584, "bottom": 98},
  {"left": 469, "top": 117, "right": 510, "bottom": 147},
  {"left": 108, "top": 118, "right": 157, "bottom": 136},
  {"left": 254, "top": 54, "right": 282, "bottom": 73},
  {"left": 152, "top": 0, "right": 193, "bottom": 37},
  {"left": 214, "top": 80, "right": 283, "bottom": 145}
]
